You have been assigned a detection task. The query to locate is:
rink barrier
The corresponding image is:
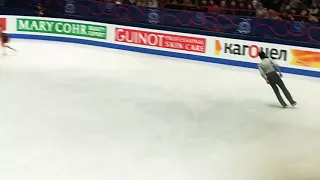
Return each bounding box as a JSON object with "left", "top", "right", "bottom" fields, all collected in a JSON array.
[
  {"left": 38, "top": 7, "right": 320, "bottom": 49},
  {"left": 10, "top": 34, "right": 320, "bottom": 78}
]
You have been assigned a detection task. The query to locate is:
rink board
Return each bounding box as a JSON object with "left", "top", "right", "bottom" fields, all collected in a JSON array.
[{"left": 1, "top": 15, "right": 320, "bottom": 78}]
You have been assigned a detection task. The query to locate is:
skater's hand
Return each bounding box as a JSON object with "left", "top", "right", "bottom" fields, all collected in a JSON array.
[{"left": 266, "top": 80, "right": 270, "bottom": 84}]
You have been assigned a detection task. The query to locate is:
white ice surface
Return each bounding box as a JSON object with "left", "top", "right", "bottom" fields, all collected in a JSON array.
[{"left": 0, "top": 40, "right": 320, "bottom": 180}]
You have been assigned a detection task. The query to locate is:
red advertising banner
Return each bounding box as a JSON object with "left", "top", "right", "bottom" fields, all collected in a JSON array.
[
  {"left": 115, "top": 28, "right": 206, "bottom": 53},
  {"left": 0, "top": 18, "right": 6, "bottom": 30}
]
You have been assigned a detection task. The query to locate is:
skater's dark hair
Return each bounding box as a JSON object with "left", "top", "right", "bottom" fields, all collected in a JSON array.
[{"left": 259, "top": 51, "right": 268, "bottom": 59}]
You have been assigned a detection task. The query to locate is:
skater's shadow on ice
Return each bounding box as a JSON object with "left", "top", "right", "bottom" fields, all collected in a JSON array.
[
  {"left": 1, "top": 51, "right": 18, "bottom": 57},
  {"left": 1, "top": 53, "right": 17, "bottom": 58},
  {"left": 266, "top": 104, "right": 294, "bottom": 109},
  {"left": 267, "top": 104, "right": 283, "bottom": 108}
]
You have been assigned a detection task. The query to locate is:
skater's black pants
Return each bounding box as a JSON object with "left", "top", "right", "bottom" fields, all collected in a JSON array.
[{"left": 266, "top": 71, "right": 294, "bottom": 106}]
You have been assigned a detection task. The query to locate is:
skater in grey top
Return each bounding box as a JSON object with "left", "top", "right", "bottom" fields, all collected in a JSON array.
[{"left": 258, "top": 51, "right": 297, "bottom": 108}]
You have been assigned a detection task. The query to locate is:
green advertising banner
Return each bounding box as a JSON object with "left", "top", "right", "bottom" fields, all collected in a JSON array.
[{"left": 16, "top": 18, "right": 107, "bottom": 40}]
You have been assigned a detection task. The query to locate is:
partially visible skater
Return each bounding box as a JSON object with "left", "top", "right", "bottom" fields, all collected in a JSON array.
[
  {"left": 258, "top": 51, "right": 297, "bottom": 108},
  {"left": 0, "top": 25, "right": 16, "bottom": 55}
]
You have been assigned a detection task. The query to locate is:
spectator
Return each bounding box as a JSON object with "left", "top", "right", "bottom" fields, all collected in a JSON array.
[
  {"left": 301, "top": 9, "right": 309, "bottom": 15},
  {"left": 247, "top": 4, "right": 256, "bottom": 16},
  {"left": 284, "top": 4, "right": 292, "bottom": 14},
  {"left": 269, "top": 9, "right": 282, "bottom": 20},
  {"left": 229, "top": 0, "right": 237, "bottom": 8},
  {"left": 208, "top": 0, "right": 219, "bottom": 12},
  {"left": 36, "top": 3, "right": 44, "bottom": 16},
  {"left": 130, "top": 0, "right": 137, "bottom": 5},
  {"left": 238, "top": 2, "right": 246, "bottom": 15},
  {"left": 199, "top": 0, "right": 208, "bottom": 6},
  {"left": 290, "top": 8, "right": 298, "bottom": 15},
  {"left": 289, "top": 0, "right": 301, "bottom": 8},
  {"left": 262, "top": 8, "right": 271, "bottom": 18},
  {"left": 115, "top": 0, "right": 122, "bottom": 4},
  {"left": 309, "top": 1, "right": 319, "bottom": 15},
  {"left": 136, "top": 0, "right": 147, "bottom": 6},
  {"left": 219, "top": 1, "right": 227, "bottom": 14},
  {"left": 123, "top": 0, "right": 137, "bottom": 5},
  {"left": 183, "top": 0, "right": 193, "bottom": 6},
  {"left": 146, "top": 0, "right": 158, "bottom": 7},
  {"left": 279, "top": 3, "right": 286, "bottom": 13},
  {"left": 252, "top": 0, "right": 263, "bottom": 10},
  {"left": 309, "top": 14, "right": 319, "bottom": 22},
  {"left": 170, "top": 0, "right": 179, "bottom": 3},
  {"left": 163, "top": 0, "right": 183, "bottom": 10},
  {"left": 208, "top": 0, "right": 216, "bottom": 7},
  {"left": 182, "top": 0, "right": 198, "bottom": 11},
  {"left": 256, "top": 7, "right": 267, "bottom": 18},
  {"left": 297, "top": 9, "right": 309, "bottom": 21}
]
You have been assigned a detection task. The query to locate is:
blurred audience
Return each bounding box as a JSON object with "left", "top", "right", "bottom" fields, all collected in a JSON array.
[
  {"left": 96, "top": 0, "right": 319, "bottom": 23},
  {"left": 36, "top": 2, "right": 44, "bottom": 16}
]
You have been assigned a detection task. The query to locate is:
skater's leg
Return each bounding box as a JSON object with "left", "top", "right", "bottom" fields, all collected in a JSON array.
[
  {"left": 270, "top": 83, "right": 287, "bottom": 107},
  {"left": 1, "top": 43, "right": 16, "bottom": 55},
  {"left": 267, "top": 72, "right": 287, "bottom": 107},
  {"left": 276, "top": 77, "right": 296, "bottom": 105},
  {"left": 6, "top": 46, "right": 16, "bottom": 51}
]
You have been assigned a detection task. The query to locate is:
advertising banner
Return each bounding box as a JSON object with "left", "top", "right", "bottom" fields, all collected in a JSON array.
[
  {"left": 290, "top": 50, "right": 320, "bottom": 69},
  {"left": 16, "top": 18, "right": 107, "bottom": 40},
  {"left": 0, "top": 18, "right": 7, "bottom": 30},
  {"left": 115, "top": 28, "right": 206, "bottom": 53},
  {"left": 213, "top": 38, "right": 320, "bottom": 69}
]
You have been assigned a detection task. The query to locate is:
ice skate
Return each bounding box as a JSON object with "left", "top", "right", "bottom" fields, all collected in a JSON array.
[{"left": 291, "top": 101, "right": 297, "bottom": 106}]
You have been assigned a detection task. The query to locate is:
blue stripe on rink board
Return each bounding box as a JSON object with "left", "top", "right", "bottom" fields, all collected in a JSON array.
[{"left": 9, "top": 34, "right": 320, "bottom": 78}]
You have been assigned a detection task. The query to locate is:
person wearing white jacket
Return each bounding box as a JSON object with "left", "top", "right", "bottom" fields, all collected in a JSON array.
[{"left": 258, "top": 51, "right": 297, "bottom": 108}]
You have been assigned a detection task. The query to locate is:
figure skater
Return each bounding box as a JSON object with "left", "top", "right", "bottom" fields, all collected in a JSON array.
[{"left": 258, "top": 51, "right": 297, "bottom": 108}]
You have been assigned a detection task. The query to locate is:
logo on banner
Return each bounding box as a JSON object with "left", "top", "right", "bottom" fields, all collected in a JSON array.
[
  {"left": 115, "top": 28, "right": 206, "bottom": 53},
  {"left": 237, "top": 18, "right": 251, "bottom": 34},
  {"left": 290, "top": 49, "right": 320, "bottom": 68},
  {"left": 214, "top": 40, "right": 221, "bottom": 55},
  {"left": 16, "top": 18, "right": 107, "bottom": 40},
  {"left": 65, "top": 0, "right": 75, "bottom": 14},
  {"left": 105, "top": 3, "right": 114, "bottom": 12},
  {"left": 292, "top": 22, "right": 304, "bottom": 33},
  {"left": 148, "top": 9, "right": 160, "bottom": 24},
  {"left": 0, "top": 18, "right": 6, "bottom": 30},
  {"left": 195, "top": 13, "right": 203, "bottom": 23},
  {"left": 214, "top": 39, "right": 289, "bottom": 62}
]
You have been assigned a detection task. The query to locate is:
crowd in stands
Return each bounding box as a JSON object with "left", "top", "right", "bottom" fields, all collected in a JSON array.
[
  {"left": 31, "top": 0, "right": 320, "bottom": 23},
  {"left": 92, "top": 0, "right": 320, "bottom": 23}
]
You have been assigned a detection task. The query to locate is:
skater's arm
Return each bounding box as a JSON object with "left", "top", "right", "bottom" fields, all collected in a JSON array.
[
  {"left": 270, "top": 59, "right": 281, "bottom": 73},
  {"left": 258, "top": 64, "right": 268, "bottom": 80}
]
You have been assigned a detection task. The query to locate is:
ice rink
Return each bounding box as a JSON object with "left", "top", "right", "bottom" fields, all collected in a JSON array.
[{"left": 0, "top": 39, "right": 320, "bottom": 180}]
